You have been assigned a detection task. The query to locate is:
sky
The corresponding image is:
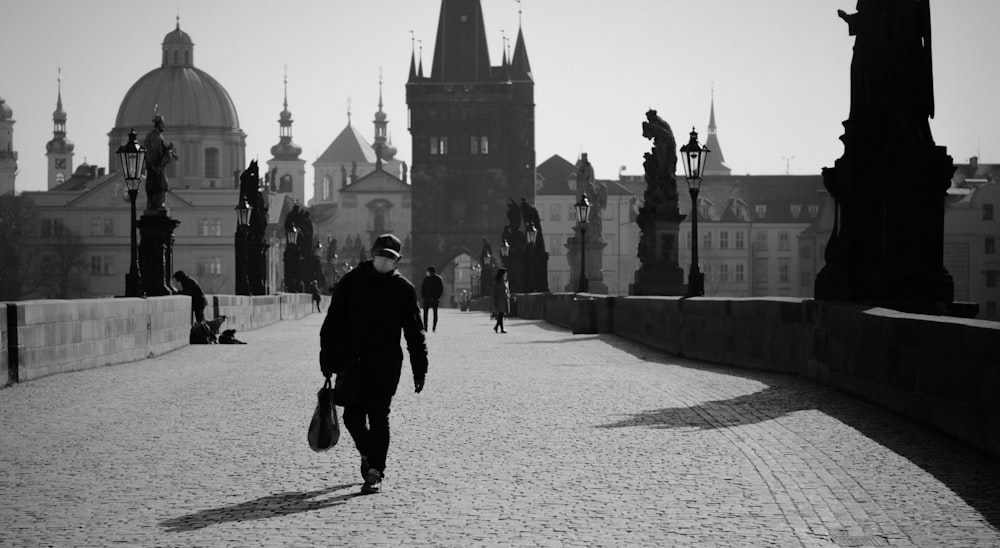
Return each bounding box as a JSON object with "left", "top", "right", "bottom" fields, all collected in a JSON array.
[{"left": 3, "top": 0, "right": 998, "bottom": 204}]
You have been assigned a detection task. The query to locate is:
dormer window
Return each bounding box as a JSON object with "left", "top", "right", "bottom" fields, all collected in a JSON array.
[
  {"left": 755, "top": 205, "right": 767, "bottom": 218},
  {"left": 790, "top": 204, "right": 802, "bottom": 218},
  {"left": 808, "top": 204, "right": 819, "bottom": 218}
]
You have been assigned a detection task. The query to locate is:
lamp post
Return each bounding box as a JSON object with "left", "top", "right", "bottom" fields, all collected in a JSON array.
[
  {"left": 235, "top": 197, "right": 252, "bottom": 295},
  {"left": 117, "top": 129, "right": 145, "bottom": 298},
  {"left": 284, "top": 224, "right": 299, "bottom": 292},
  {"left": 575, "top": 194, "right": 591, "bottom": 293},
  {"left": 525, "top": 222, "right": 538, "bottom": 293},
  {"left": 680, "top": 127, "right": 711, "bottom": 297},
  {"left": 471, "top": 262, "right": 481, "bottom": 298}
]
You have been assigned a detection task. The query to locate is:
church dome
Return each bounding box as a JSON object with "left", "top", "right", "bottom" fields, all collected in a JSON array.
[
  {"left": 0, "top": 96, "right": 12, "bottom": 121},
  {"left": 112, "top": 23, "right": 239, "bottom": 131}
]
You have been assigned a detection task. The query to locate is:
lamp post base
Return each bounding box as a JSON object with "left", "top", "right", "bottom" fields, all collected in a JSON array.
[{"left": 125, "top": 271, "right": 144, "bottom": 298}]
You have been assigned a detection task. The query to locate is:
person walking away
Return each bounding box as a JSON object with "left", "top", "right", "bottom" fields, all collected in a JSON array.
[
  {"left": 319, "top": 233, "right": 428, "bottom": 494},
  {"left": 420, "top": 266, "right": 444, "bottom": 332},
  {"left": 491, "top": 268, "right": 510, "bottom": 333},
  {"left": 173, "top": 270, "right": 208, "bottom": 324},
  {"left": 310, "top": 280, "right": 322, "bottom": 313}
]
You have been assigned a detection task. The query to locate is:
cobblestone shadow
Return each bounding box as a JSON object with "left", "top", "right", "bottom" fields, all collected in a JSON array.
[
  {"left": 596, "top": 335, "right": 1000, "bottom": 530},
  {"left": 159, "top": 484, "right": 357, "bottom": 532}
]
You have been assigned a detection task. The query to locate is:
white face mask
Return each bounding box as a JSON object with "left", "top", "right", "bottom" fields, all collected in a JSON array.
[{"left": 373, "top": 256, "right": 396, "bottom": 273}]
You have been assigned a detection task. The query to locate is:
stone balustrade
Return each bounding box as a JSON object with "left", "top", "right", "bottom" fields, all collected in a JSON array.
[
  {"left": 2, "top": 293, "right": 325, "bottom": 386},
  {"left": 515, "top": 292, "right": 1000, "bottom": 458}
]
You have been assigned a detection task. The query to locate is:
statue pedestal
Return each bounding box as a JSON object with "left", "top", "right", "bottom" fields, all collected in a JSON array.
[
  {"left": 137, "top": 212, "right": 180, "bottom": 297},
  {"left": 565, "top": 235, "right": 608, "bottom": 294},
  {"left": 817, "top": 140, "right": 955, "bottom": 311},
  {"left": 629, "top": 210, "right": 687, "bottom": 296}
]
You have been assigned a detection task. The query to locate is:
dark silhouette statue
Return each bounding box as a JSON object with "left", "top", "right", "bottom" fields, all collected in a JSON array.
[{"left": 142, "top": 114, "right": 178, "bottom": 212}]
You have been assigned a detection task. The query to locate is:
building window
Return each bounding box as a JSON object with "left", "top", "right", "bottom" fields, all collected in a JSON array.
[
  {"left": 790, "top": 204, "right": 802, "bottom": 218},
  {"left": 41, "top": 218, "right": 65, "bottom": 237},
  {"left": 720, "top": 231, "right": 729, "bottom": 249},
  {"left": 735, "top": 231, "right": 745, "bottom": 249},
  {"left": 984, "top": 204, "right": 994, "bottom": 221},
  {"left": 755, "top": 231, "right": 768, "bottom": 250},
  {"left": 470, "top": 136, "right": 479, "bottom": 155},
  {"left": 778, "top": 231, "right": 790, "bottom": 251},
  {"left": 753, "top": 259, "right": 768, "bottom": 283},
  {"left": 90, "top": 217, "right": 113, "bottom": 236},
  {"left": 480, "top": 136, "right": 489, "bottom": 154},
  {"left": 204, "top": 148, "right": 219, "bottom": 178},
  {"left": 55, "top": 173, "right": 65, "bottom": 185},
  {"left": 550, "top": 237, "right": 562, "bottom": 255},
  {"left": 197, "top": 257, "right": 223, "bottom": 277},
  {"left": 549, "top": 204, "right": 560, "bottom": 221},
  {"left": 987, "top": 237, "right": 996, "bottom": 255},
  {"left": 755, "top": 204, "right": 767, "bottom": 218},
  {"left": 779, "top": 262, "right": 790, "bottom": 283},
  {"left": 322, "top": 175, "right": 332, "bottom": 201},
  {"left": 90, "top": 256, "right": 115, "bottom": 276},
  {"left": 735, "top": 263, "right": 745, "bottom": 282},
  {"left": 430, "top": 137, "right": 439, "bottom": 155},
  {"left": 702, "top": 231, "right": 712, "bottom": 250},
  {"left": 719, "top": 263, "right": 729, "bottom": 282},
  {"left": 198, "top": 218, "right": 223, "bottom": 237},
  {"left": 808, "top": 204, "right": 819, "bottom": 218},
  {"left": 987, "top": 270, "right": 997, "bottom": 288}
]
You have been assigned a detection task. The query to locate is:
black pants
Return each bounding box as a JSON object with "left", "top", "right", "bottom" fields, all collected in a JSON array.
[
  {"left": 193, "top": 306, "right": 205, "bottom": 323},
  {"left": 493, "top": 312, "right": 505, "bottom": 331},
  {"left": 423, "top": 300, "right": 439, "bottom": 331},
  {"left": 343, "top": 394, "right": 393, "bottom": 474}
]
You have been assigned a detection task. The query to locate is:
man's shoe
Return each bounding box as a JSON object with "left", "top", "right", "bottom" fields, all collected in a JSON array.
[
  {"left": 360, "top": 456, "right": 369, "bottom": 481},
  {"left": 360, "top": 468, "right": 382, "bottom": 494}
]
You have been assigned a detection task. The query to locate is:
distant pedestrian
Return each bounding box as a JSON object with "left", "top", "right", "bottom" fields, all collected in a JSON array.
[
  {"left": 173, "top": 270, "right": 208, "bottom": 324},
  {"left": 310, "top": 280, "right": 322, "bottom": 313},
  {"left": 319, "top": 233, "right": 428, "bottom": 495},
  {"left": 420, "top": 266, "right": 444, "bottom": 332},
  {"left": 491, "top": 268, "right": 510, "bottom": 333}
]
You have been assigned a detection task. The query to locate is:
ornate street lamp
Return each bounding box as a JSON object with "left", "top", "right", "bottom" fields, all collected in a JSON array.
[
  {"left": 117, "top": 129, "right": 145, "bottom": 298},
  {"left": 284, "top": 224, "right": 300, "bottom": 292},
  {"left": 575, "top": 194, "right": 591, "bottom": 293},
  {"left": 680, "top": 127, "right": 711, "bottom": 297},
  {"left": 500, "top": 239, "right": 510, "bottom": 260},
  {"left": 235, "top": 197, "right": 252, "bottom": 295},
  {"left": 525, "top": 222, "right": 538, "bottom": 293}
]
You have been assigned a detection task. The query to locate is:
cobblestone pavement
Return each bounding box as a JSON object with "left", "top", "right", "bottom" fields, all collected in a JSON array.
[{"left": 2, "top": 310, "right": 999, "bottom": 547}]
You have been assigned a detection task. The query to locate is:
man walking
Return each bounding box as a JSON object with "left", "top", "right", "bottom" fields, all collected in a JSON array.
[
  {"left": 420, "top": 266, "right": 444, "bottom": 332},
  {"left": 173, "top": 270, "right": 207, "bottom": 324},
  {"left": 319, "top": 234, "right": 427, "bottom": 494}
]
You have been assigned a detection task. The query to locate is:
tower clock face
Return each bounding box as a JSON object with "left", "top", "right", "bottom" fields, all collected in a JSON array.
[{"left": 54, "top": 158, "right": 66, "bottom": 169}]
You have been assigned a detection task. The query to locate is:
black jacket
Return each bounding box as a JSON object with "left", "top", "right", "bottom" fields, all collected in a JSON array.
[
  {"left": 178, "top": 277, "right": 208, "bottom": 311},
  {"left": 420, "top": 274, "right": 444, "bottom": 303},
  {"left": 319, "top": 261, "right": 427, "bottom": 396}
]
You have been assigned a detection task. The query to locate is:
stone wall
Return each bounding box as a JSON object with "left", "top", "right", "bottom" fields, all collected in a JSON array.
[
  {"left": 1, "top": 293, "right": 321, "bottom": 388},
  {"left": 515, "top": 292, "right": 1000, "bottom": 458},
  {"left": 2, "top": 297, "right": 190, "bottom": 384}
]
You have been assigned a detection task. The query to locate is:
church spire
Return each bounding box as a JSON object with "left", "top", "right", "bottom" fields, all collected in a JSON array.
[
  {"left": 53, "top": 67, "right": 66, "bottom": 134},
  {"left": 702, "top": 89, "right": 730, "bottom": 176},
  {"left": 271, "top": 66, "right": 302, "bottom": 161},
  {"left": 408, "top": 32, "right": 418, "bottom": 82},
  {"left": 510, "top": 10, "right": 532, "bottom": 81},
  {"left": 373, "top": 69, "right": 397, "bottom": 164},
  {"left": 431, "top": 0, "right": 492, "bottom": 82}
]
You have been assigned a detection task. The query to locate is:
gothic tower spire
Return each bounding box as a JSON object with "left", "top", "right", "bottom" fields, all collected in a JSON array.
[
  {"left": 702, "top": 89, "right": 730, "bottom": 176},
  {"left": 431, "top": 0, "right": 492, "bottom": 82},
  {"left": 46, "top": 67, "right": 74, "bottom": 189}
]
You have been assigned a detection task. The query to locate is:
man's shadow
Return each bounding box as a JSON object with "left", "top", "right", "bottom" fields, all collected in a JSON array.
[
  {"left": 159, "top": 484, "right": 357, "bottom": 532},
  {"left": 594, "top": 335, "right": 1000, "bottom": 530}
]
